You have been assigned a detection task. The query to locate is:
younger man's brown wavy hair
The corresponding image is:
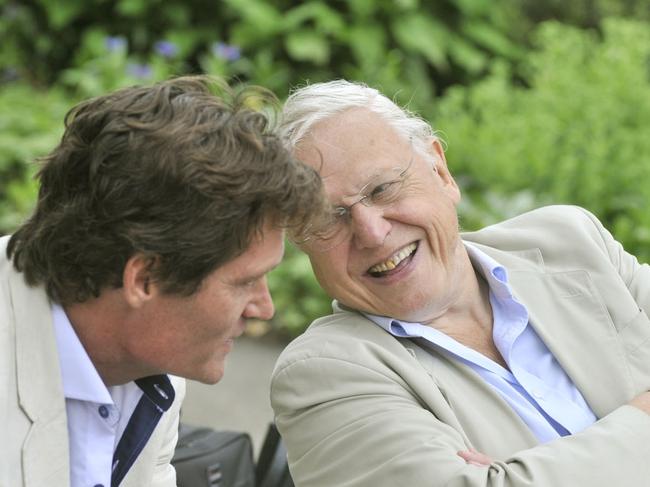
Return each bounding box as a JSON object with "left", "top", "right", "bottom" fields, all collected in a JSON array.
[{"left": 7, "top": 75, "right": 325, "bottom": 304}]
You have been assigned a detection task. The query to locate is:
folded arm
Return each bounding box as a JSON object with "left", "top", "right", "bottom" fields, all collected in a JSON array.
[{"left": 272, "top": 355, "right": 650, "bottom": 487}]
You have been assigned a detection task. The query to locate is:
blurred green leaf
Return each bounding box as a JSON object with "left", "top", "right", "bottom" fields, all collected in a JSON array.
[
  {"left": 348, "top": 0, "right": 379, "bottom": 18},
  {"left": 285, "top": 30, "right": 330, "bottom": 65},
  {"left": 448, "top": 36, "right": 487, "bottom": 73},
  {"left": 283, "top": 2, "right": 345, "bottom": 35},
  {"left": 394, "top": 0, "right": 420, "bottom": 10},
  {"left": 161, "top": 2, "right": 191, "bottom": 25},
  {"left": 392, "top": 14, "right": 450, "bottom": 69},
  {"left": 461, "top": 21, "right": 522, "bottom": 59},
  {"left": 345, "top": 24, "right": 387, "bottom": 68},
  {"left": 224, "top": 0, "right": 283, "bottom": 39},
  {"left": 117, "top": 0, "right": 149, "bottom": 17},
  {"left": 453, "top": 0, "right": 491, "bottom": 16},
  {"left": 43, "top": 0, "right": 85, "bottom": 29}
]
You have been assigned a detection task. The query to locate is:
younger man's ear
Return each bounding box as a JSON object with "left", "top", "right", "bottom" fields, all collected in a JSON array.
[{"left": 122, "top": 253, "right": 159, "bottom": 308}]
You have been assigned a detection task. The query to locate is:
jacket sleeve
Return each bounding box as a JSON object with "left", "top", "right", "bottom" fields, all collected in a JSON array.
[
  {"left": 577, "top": 207, "right": 650, "bottom": 314},
  {"left": 272, "top": 352, "right": 650, "bottom": 487}
]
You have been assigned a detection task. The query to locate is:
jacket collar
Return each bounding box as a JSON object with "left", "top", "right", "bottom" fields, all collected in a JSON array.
[
  {"left": 470, "top": 242, "right": 634, "bottom": 417},
  {"left": 7, "top": 258, "right": 70, "bottom": 486}
]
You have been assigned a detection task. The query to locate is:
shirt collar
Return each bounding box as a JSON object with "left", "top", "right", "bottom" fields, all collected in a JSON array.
[
  {"left": 464, "top": 241, "right": 511, "bottom": 298},
  {"left": 52, "top": 303, "right": 113, "bottom": 405}
]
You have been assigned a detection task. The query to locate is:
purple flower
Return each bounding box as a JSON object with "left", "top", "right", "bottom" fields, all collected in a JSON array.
[
  {"left": 126, "top": 63, "right": 153, "bottom": 79},
  {"left": 2, "top": 67, "right": 20, "bottom": 82},
  {"left": 105, "top": 36, "right": 127, "bottom": 53},
  {"left": 4, "top": 4, "right": 20, "bottom": 20},
  {"left": 212, "top": 42, "right": 241, "bottom": 62},
  {"left": 154, "top": 40, "right": 178, "bottom": 58}
]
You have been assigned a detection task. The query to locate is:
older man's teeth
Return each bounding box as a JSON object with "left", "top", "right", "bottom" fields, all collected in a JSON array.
[{"left": 369, "top": 243, "right": 417, "bottom": 274}]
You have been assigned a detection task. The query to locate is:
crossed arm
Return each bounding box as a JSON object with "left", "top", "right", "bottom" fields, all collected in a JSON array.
[
  {"left": 457, "top": 392, "right": 650, "bottom": 465},
  {"left": 272, "top": 354, "right": 650, "bottom": 487}
]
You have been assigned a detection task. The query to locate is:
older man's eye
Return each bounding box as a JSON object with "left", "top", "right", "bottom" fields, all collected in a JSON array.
[{"left": 371, "top": 180, "right": 400, "bottom": 202}]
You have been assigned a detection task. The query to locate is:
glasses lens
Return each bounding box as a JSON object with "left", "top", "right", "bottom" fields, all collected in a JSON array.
[
  {"left": 297, "top": 159, "right": 411, "bottom": 252},
  {"left": 299, "top": 213, "right": 351, "bottom": 252}
]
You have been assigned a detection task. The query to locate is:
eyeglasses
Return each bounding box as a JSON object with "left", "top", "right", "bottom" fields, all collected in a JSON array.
[{"left": 299, "top": 154, "right": 414, "bottom": 251}]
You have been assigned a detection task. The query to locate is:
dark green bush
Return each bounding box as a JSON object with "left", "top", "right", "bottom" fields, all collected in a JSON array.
[
  {"left": 267, "top": 243, "right": 331, "bottom": 337},
  {"left": 436, "top": 18, "right": 650, "bottom": 263},
  {"left": 2, "top": 0, "right": 526, "bottom": 98},
  {"left": 0, "top": 83, "right": 69, "bottom": 231}
]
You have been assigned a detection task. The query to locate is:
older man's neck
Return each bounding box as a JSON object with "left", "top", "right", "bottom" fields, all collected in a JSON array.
[{"left": 425, "top": 255, "right": 507, "bottom": 369}]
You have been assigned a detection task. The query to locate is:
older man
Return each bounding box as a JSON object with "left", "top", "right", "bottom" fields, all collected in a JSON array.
[
  {"left": 1, "top": 76, "right": 325, "bottom": 487},
  {"left": 270, "top": 80, "right": 650, "bottom": 486}
]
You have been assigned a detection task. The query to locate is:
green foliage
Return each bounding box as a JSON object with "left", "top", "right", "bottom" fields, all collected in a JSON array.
[
  {"left": 267, "top": 243, "right": 331, "bottom": 337},
  {"left": 1, "top": 0, "right": 526, "bottom": 99},
  {"left": 59, "top": 31, "right": 182, "bottom": 98},
  {"left": 521, "top": 0, "right": 649, "bottom": 27},
  {"left": 0, "top": 84, "right": 69, "bottom": 233},
  {"left": 436, "top": 18, "right": 650, "bottom": 263},
  {"left": 1, "top": 0, "right": 218, "bottom": 84},
  {"left": 219, "top": 0, "right": 527, "bottom": 105}
]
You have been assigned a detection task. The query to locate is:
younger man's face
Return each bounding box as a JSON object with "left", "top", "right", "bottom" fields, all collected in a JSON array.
[{"left": 126, "top": 220, "right": 284, "bottom": 384}]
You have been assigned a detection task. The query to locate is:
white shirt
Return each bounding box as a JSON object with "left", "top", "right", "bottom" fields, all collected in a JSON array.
[
  {"left": 52, "top": 304, "right": 143, "bottom": 487},
  {"left": 364, "top": 243, "right": 597, "bottom": 443}
]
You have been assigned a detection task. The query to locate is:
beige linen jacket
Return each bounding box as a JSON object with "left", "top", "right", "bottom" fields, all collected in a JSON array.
[
  {"left": 271, "top": 205, "right": 650, "bottom": 486},
  {"left": 0, "top": 236, "right": 186, "bottom": 487}
]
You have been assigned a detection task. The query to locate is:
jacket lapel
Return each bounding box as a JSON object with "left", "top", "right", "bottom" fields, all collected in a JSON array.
[
  {"left": 10, "top": 269, "right": 70, "bottom": 486},
  {"left": 477, "top": 244, "right": 634, "bottom": 418},
  {"left": 404, "top": 338, "right": 540, "bottom": 457}
]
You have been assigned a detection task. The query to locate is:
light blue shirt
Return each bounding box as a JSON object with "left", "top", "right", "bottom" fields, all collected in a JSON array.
[
  {"left": 52, "top": 303, "right": 143, "bottom": 487},
  {"left": 364, "top": 243, "right": 597, "bottom": 443}
]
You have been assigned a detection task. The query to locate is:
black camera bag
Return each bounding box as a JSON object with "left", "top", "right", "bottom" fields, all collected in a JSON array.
[{"left": 172, "top": 424, "right": 255, "bottom": 487}]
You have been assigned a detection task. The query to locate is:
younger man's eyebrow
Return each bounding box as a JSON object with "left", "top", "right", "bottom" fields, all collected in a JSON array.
[{"left": 235, "top": 262, "right": 281, "bottom": 285}]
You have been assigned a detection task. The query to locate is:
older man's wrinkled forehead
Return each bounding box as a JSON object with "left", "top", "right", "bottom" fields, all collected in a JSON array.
[{"left": 294, "top": 107, "right": 414, "bottom": 181}]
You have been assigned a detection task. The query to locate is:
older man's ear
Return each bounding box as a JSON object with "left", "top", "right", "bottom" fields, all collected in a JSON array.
[{"left": 426, "top": 138, "right": 461, "bottom": 203}]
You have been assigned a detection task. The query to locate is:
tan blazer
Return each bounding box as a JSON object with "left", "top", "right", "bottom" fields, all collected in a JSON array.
[
  {"left": 0, "top": 236, "right": 185, "bottom": 487},
  {"left": 271, "top": 206, "right": 650, "bottom": 486}
]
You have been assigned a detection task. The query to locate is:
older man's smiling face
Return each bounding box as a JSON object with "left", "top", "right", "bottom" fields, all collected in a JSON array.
[{"left": 295, "top": 107, "right": 467, "bottom": 324}]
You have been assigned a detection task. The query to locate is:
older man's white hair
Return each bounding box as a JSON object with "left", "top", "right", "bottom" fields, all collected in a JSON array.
[{"left": 280, "top": 79, "right": 439, "bottom": 158}]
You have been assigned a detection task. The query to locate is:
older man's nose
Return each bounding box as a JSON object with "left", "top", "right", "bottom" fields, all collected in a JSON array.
[{"left": 350, "top": 204, "right": 391, "bottom": 249}]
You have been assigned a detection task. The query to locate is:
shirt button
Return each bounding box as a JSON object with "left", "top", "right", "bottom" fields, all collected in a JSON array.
[
  {"left": 98, "top": 405, "right": 109, "bottom": 418},
  {"left": 94, "top": 484, "right": 105, "bottom": 487}
]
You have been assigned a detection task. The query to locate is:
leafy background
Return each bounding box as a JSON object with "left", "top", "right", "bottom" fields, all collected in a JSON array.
[{"left": 2, "top": 0, "right": 649, "bottom": 336}]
